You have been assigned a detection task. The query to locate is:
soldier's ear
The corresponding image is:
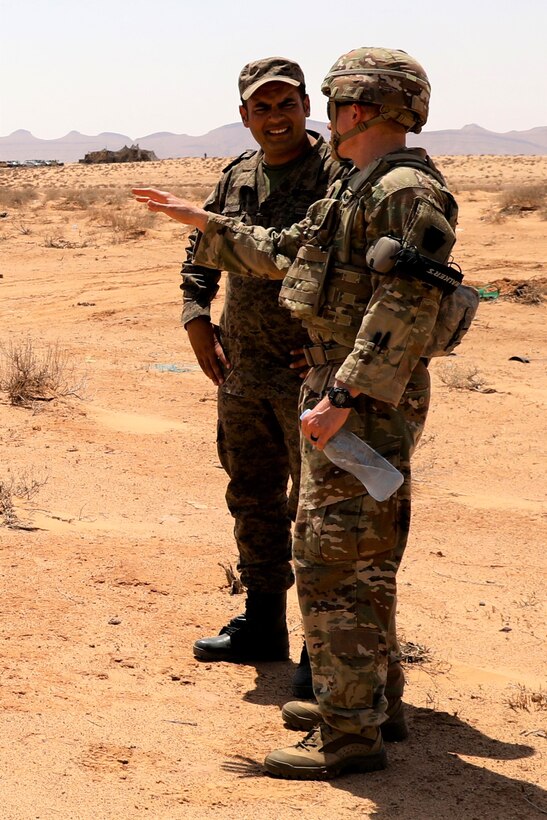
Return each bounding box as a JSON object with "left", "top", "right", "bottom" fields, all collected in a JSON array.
[
  {"left": 303, "top": 95, "right": 311, "bottom": 118},
  {"left": 239, "top": 104, "right": 249, "bottom": 128}
]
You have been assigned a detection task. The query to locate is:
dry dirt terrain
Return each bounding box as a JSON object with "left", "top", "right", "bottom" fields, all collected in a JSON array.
[{"left": 0, "top": 155, "right": 546, "bottom": 819}]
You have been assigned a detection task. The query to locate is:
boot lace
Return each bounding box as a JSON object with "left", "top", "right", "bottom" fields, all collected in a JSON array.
[
  {"left": 296, "top": 728, "right": 322, "bottom": 750},
  {"left": 219, "top": 622, "right": 242, "bottom": 637},
  {"left": 219, "top": 614, "right": 246, "bottom": 636}
]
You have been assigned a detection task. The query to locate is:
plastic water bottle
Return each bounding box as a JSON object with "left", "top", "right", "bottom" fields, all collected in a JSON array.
[{"left": 301, "top": 410, "right": 404, "bottom": 502}]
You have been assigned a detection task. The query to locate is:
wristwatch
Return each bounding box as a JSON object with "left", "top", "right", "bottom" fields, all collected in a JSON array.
[{"left": 327, "top": 386, "right": 357, "bottom": 409}]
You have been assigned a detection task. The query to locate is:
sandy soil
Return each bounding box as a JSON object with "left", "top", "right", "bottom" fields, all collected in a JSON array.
[{"left": 0, "top": 156, "right": 546, "bottom": 819}]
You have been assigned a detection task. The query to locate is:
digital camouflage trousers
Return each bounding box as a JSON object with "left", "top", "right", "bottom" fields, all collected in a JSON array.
[{"left": 217, "top": 387, "right": 302, "bottom": 593}]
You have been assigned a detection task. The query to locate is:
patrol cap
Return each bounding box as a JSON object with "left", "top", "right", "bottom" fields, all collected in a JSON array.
[{"left": 238, "top": 57, "right": 305, "bottom": 101}]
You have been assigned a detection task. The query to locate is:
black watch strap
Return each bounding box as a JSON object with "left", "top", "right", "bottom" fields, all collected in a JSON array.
[{"left": 327, "top": 386, "right": 357, "bottom": 409}]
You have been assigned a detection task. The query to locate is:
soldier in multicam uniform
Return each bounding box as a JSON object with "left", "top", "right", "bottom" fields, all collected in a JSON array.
[
  {"left": 134, "top": 46, "right": 464, "bottom": 779},
  {"left": 179, "top": 58, "right": 343, "bottom": 679}
]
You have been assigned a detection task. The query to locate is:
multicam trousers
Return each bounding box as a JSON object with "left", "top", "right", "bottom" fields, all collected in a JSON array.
[
  {"left": 217, "top": 387, "right": 301, "bottom": 593},
  {"left": 294, "top": 360, "right": 431, "bottom": 735}
]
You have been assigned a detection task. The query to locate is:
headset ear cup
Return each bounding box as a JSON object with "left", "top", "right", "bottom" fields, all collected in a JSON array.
[{"left": 366, "top": 237, "right": 402, "bottom": 273}]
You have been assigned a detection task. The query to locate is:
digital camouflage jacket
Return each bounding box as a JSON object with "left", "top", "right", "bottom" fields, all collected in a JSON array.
[{"left": 181, "top": 133, "right": 344, "bottom": 397}]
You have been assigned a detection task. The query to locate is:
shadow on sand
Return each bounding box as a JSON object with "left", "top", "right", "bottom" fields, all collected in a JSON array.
[{"left": 231, "top": 679, "right": 545, "bottom": 819}]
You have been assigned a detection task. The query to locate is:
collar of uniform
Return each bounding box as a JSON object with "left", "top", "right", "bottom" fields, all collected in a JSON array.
[
  {"left": 230, "top": 131, "right": 329, "bottom": 195},
  {"left": 346, "top": 146, "right": 430, "bottom": 197},
  {"left": 260, "top": 132, "right": 329, "bottom": 189}
]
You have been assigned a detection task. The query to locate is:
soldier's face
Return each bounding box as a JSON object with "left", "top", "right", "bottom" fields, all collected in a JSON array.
[
  {"left": 240, "top": 82, "right": 310, "bottom": 165},
  {"left": 328, "top": 102, "right": 358, "bottom": 159}
]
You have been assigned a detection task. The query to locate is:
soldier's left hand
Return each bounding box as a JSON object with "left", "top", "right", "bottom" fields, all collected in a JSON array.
[
  {"left": 131, "top": 188, "right": 208, "bottom": 231},
  {"left": 289, "top": 348, "right": 310, "bottom": 379}
]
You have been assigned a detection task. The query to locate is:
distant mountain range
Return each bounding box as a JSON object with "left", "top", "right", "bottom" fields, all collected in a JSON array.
[{"left": 1, "top": 123, "right": 546, "bottom": 163}]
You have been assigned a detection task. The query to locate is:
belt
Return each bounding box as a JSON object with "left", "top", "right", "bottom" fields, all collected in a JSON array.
[{"left": 303, "top": 343, "right": 351, "bottom": 367}]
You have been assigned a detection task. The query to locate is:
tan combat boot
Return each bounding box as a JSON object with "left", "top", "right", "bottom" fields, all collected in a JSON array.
[
  {"left": 264, "top": 723, "right": 387, "bottom": 780},
  {"left": 281, "top": 698, "right": 408, "bottom": 742}
]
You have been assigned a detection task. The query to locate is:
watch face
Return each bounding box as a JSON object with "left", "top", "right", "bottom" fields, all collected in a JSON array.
[{"left": 329, "top": 387, "right": 351, "bottom": 408}]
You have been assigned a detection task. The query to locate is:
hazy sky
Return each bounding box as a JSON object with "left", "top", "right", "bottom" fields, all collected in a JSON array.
[{"left": 1, "top": 0, "right": 546, "bottom": 139}]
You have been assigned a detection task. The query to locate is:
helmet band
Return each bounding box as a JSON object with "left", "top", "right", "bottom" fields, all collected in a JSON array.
[{"left": 325, "top": 67, "right": 430, "bottom": 92}]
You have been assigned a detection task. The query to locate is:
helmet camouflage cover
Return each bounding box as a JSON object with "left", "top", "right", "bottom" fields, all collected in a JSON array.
[{"left": 321, "top": 47, "right": 430, "bottom": 133}]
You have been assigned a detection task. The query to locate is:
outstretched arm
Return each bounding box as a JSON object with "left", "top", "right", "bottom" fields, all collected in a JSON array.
[
  {"left": 132, "top": 188, "right": 208, "bottom": 232},
  {"left": 134, "top": 185, "right": 317, "bottom": 282}
]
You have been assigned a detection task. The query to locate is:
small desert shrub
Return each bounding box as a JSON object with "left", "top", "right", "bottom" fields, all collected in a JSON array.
[
  {"left": 481, "top": 209, "right": 507, "bottom": 225},
  {"left": 456, "top": 182, "right": 503, "bottom": 194},
  {"left": 0, "top": 186, "right": 38, "bottom": 208},
  {"left": 100, "top": 186, "right": 127, "bottom": 207},
  {"left": 15, "top": 221, "right": 32, "bottom": 235},
  {"left": 58, "top": 186, "right": 104, "bottom": 210},
  {"left": 0, "top": 480, "right": 16, "bottom": 526},
  {"left": 0, "top": 472, "right": 46, "bottom": 527},
  {"left": 399, "top": 641, "right": 432, "bottom": 664},
  {"left": 498, "top": 183, "right": 546, "bottom": 214},
  {"left": 88, "top": 206, "right": 153, "bottom": 242},
  {"left": 504, "top": 280, "right": 544, "bottom": 305},
  {"left": 177, "top": 183, "right": 215, "bottom": 203},
  {"left": 43, "top": 235, "right": 90, "bottom": 249},
  {"left": 436, "top": 361, "right": 490, "bottom": 392},
  {"left": 0, "top": 338, "right": 84, "bottom": 407},
  {"left": 504, "top": 684, "right": 547, "bottom": 712},
  {"left": 44, "top": 185, "right": 127, "bottom": 210},
  {"left": 41, "top": 186, "right": 66, "bottom": 204},
  {"left": 43, "top": 235, "right": 69, "bottom": 248},
  {"left": 218, "top": 561, "right": 244, "bottom": 595},
  {"left": 110, "top": 211, "right": 151, "bottom": 241}
]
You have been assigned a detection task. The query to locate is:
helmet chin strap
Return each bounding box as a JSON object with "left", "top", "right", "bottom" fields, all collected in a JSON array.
[{"left": 328, "top": 100, "right": 414, "bottom": 158}]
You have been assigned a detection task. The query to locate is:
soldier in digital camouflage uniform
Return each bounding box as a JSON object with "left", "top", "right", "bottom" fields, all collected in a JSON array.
[
  {"left": 180, "top": 57, "right": 343, "bottom": 671},
  {"left": 133, "top": 46, "right": 465, "bottom": 780}
]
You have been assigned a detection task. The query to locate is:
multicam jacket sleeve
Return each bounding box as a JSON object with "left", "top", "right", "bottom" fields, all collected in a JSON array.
[
  {"left": 193, "top": 209, "right": 307, "bottom": 281},
  {"left": 334, "top": 171, "right": 450, "bottom": 405}
]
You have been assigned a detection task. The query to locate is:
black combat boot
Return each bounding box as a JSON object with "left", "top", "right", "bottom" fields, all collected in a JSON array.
[
  {"left": 291, "top": 641, "right": 314, "bottom": 699},
  {"left": 381, "top": 660, "right": 409, "bottom": 742},
  {"left": 193, "top": 591, "right": 289, "bottom": 662}
]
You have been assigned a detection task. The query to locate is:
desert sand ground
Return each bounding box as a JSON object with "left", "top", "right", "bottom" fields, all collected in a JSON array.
[{"left": 0, "top": 155, "right": 546, "bottom": 820}]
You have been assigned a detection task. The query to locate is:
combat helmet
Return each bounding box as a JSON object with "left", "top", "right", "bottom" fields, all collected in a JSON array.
[{"left": 322, "top": 47, "right": 430, "bottom": 155}]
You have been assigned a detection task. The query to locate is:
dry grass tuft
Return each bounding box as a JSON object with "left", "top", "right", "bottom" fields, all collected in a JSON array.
[
  {"left": 486, "top": 277, "right": 547, "bottom": 304},
  {"left": 218, "top": 562, "right": 244, "bottom": 595},
  {"left": 43, "top": 235, "right": 90, "bottom": 249},
  {"left": 0, "top": 338, "right": 85, "bottom": 407},
  {"left": 0, "top": 186, "right": 38, "bottom": 208},
  {"left": 176, "top": 183, "right": 215, "bottom": 204},
  {"left": 400, "top": 640, "right": 432, "bottom": 664},
  {"left": 504, "top": 684, "right": 547, "bottom": 712},
  {"left": 88, "top": 206, "right": 153, "bottom": 242},
  {"left": 51, "top": 187, "right": 103, "bottom": 210},
  {"left": 42, "top": 185, "right": 127, "bottom": 210},
  {"left": 0, "top": 480, "right": 17, "bottom": 527},
  {"left": 436, "top": 361, "right": 492, "bottom": 392},
  {"left": 504, "top": 280, "right": 544, "bottom": 305},
  {"left": 498, "top": 183, "right": 546, "bottom": 215},
  {"left": 0, "top": 472, "right": 47, "bottom": 528}
]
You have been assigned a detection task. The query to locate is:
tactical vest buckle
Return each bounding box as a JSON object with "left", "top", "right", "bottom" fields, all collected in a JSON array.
[{"left": 303, "top": 343, "right": 351, "bottom": 367}]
